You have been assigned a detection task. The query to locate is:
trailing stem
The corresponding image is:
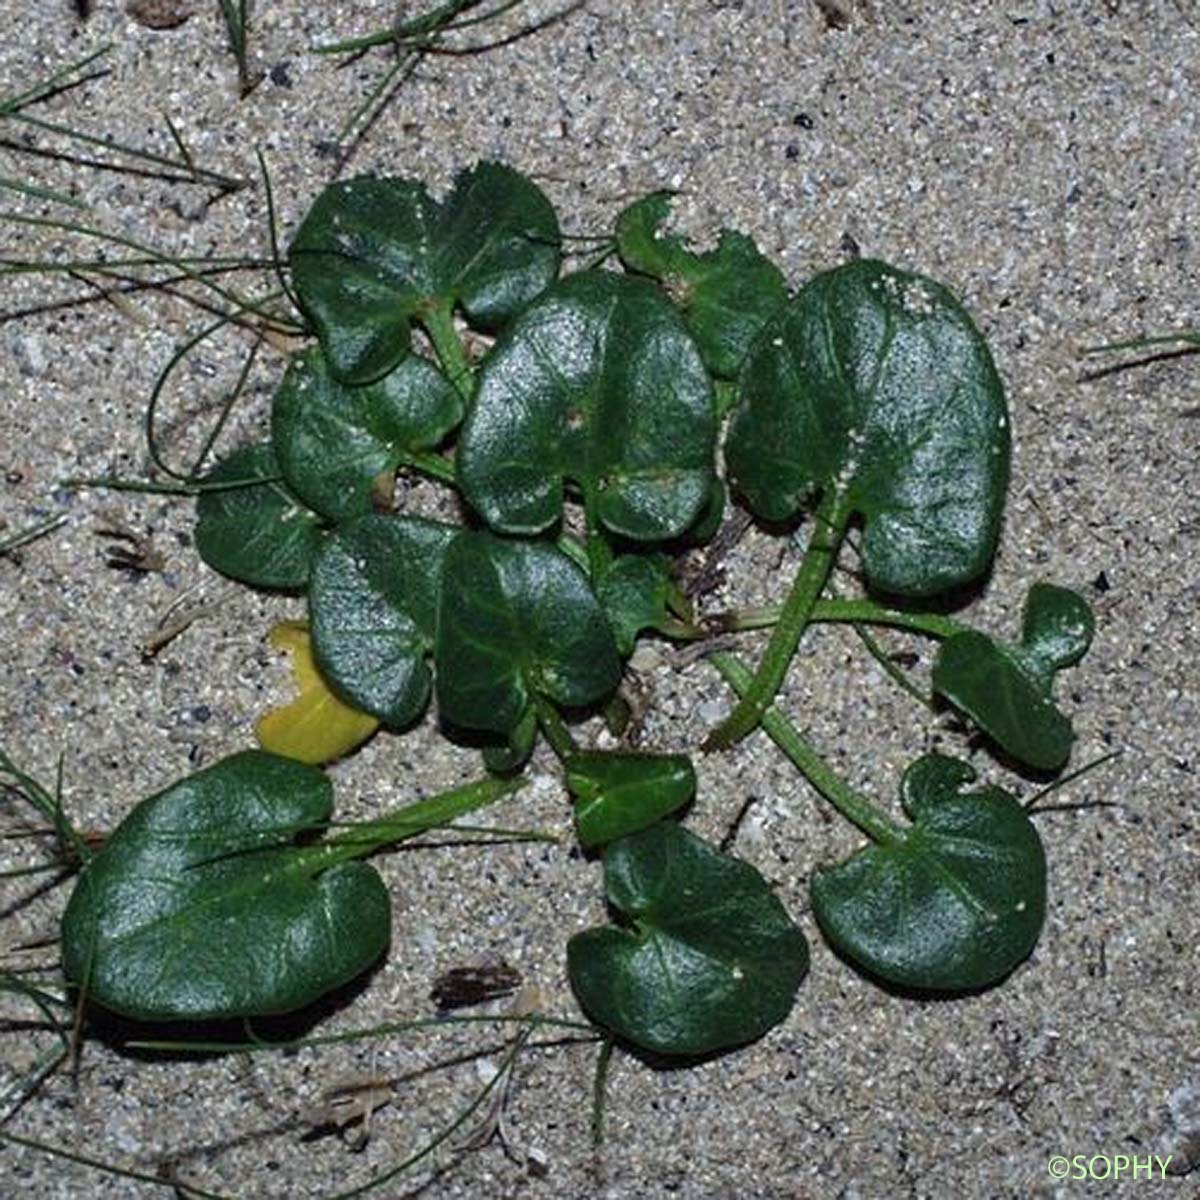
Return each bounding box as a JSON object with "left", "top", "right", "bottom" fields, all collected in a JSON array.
[
  {"left": 295, "top": 775, "right": 520, "bottom": 874},
  {"left": 704, "top": 488, "right": 853, "bottom": 750},
  {"left": 707, "top": 652, "right": 903, "bottom": 846},
  {"left": 420, "top": 302, "right": 474, "bottom": 403},
  {"left": 534, "top": 696, "right": 577, "bottom": 761}
]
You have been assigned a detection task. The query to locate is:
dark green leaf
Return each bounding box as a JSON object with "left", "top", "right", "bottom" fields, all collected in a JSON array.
[
  {"left": 480, "top": 704, "right": 539, "bottom": 774},
  {"left": 272, "top": 347, "right": 462, "bottom": 522},
  {"left": 309, "top": 515, "right": 458, "bottom": 727},
  {"left": 195, "top": 443, "right": 324, "bottom": 589},
  {"left": 932, "top": 584, "right": 1094, "bottom": 771},
  {"left": 725, "top": 259, "right": 1010, "bottom": 596},
  {"left": 566, "top": 751, "right": 695, "bottom": 848},
  {"left": 435, "top": 532, "right": 622, "bottom": 735},
  {"left": 289, "top": 162, "right": 561, "bottom": 383},
  {"left": 680, "top": 476, "right": 727, "bottom": 545},
  {"left": 594, "top": 554, "right": 671, "bottom": 656},
  {"left": 568, "top": 823, "right": 808, "bottom": 1055},
  {"left": 457, "top": 271, "right": 718, "bottom": 541},
  {"left": 616, "top": 192, "right": 788, "bottom": 378},
  {"left": 60, "top": 751, "right": 390, "bottom": 1021},
  {"left": 810, "top": 754, "right": 1046, "bottom": 991}
]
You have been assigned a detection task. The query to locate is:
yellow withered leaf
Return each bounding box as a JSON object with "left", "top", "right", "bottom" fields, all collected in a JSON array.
[{"left": 256, "top": 620, "right": 379, "bottom": 764}]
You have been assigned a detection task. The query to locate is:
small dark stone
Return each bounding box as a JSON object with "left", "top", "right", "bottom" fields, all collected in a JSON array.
[
  {"left": 1092, "top": 570, "right": 1111, "bottom": 593},
  {"left": 785, "top": 143, "right": 800, "bottom": 160},
  {"left": 269, "top": 61, "right": 293, "bottom": 88},
  {"left": 793, "top": 111, "right": 814, "bottom": 129}
]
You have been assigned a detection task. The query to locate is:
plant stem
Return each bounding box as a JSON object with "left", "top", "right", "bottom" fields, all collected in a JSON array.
[
  {"left": 702, "top": 597, "right": 967, "bottom": 640},
  {"left": 534, "top": 696, "right": 576, "bottom": 761},
  {"left": 708, "top": 652, "right": 904, "bottom": 846},
  {"left": 395, "top": 447, "right": 457, "bottom": 485},
  {"left": 420, "top": 302, "right": 474, "bottom": 403},
  {"left": 301, "top": 776, "right": 521, "bottom": 872},
  {"left": 582, "top": 492, "right": 613, "bottom": 581},
  {"left": 704, "top": 488, "right": 852, "bottom": 750}
]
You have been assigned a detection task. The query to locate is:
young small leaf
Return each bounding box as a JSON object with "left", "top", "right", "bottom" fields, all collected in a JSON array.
[
  {"left": 195, "top": 443, "right": 324, "bottom": 589},
  {"left": 568, "top": 823, "right": 809, "bottom": 1055},
  {"left": 60, "top": 751, "right": 390, "bottom": 1021},
  {"left": 308, "top": 515, "right": 458, "bottom": 727},
  {"left": 725, "top": 259, "right": 1010, "bottom": 597},
  {"left": 456, "top": 271, "right": 718, "bottom": 541},
  {"left": 257, "top": 621, "right": 380, "bottom": 763},
  {"left": 810, "top": 754, "right": 1046, "bottom": 991},
  {"left": 932, "top": 584, "right": 1094, "bottom": 771},
  {"left": 289, "top": 162, "right": 561, "bottom": 383},
  {"left": 615, "top": 192, "right": 788, "bottom": 378},
  {"left": 566, "top": 750, "right": 696, "bottom": 848},
  {"left": 435, "top": 531, "right": 622, "bottom": 735},
  {"left": 272, "top": 347, "right": 462, "bottom": 522}
]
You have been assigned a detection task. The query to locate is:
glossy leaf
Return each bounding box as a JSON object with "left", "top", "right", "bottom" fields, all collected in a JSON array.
[
  {"left": 435, "top": 532, "right": 622, "bottom": 735},
  {"left": 194, "top": 443, "right": 324, "bottom": 589},
  {"left": 272, "top": 347, "right": 462, "bottom": 522},
  {"left": 60, "top": 751, "right": 390, "bottom": 1020},
  {"left": 308, "top": 515, "right": 458, "bottom": 727},
  {"left": 932, "top": 584, "right": 1094, "bottom": 771},
  {"left": 289, "top": 162, "right": 561, "bottom": 383},
  {"left": 568, "top": 823, "right": 809, "bottom": 1055},
  {"left": 725, "top": 259, "right": 1010, "bottom": 596},
  {"left": 257, "top": 621, "right": 380, "bottom": 763},
  {"left": 566, "top": 750, "right": 695, "bottom": 848},
  {"left": 594, "top": 554, "right": 671, "bottom": 656},
  {"left": 810, "top": 755, "right": 1046, "bottom": 991},
  {"left": 616, "top": 192, "right": 788, "bottom": 378},
  {"left": 456, "top": 271, "right": 717, "bottom": 541}
]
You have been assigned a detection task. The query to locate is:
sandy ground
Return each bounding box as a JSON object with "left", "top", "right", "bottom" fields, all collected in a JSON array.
[{"left": 1, "top": 1, "right": 1197, "bottom": 1196}]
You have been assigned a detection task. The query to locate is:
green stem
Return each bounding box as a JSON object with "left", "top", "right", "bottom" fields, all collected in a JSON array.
[
  {"left": 395, "top": 447, "right": 457, "bottom": 485},
  {"left": 582, "top": 492, "right": 613, "bottom": 582},
  {"left": 707, "top": 597, "right": 965, "bottom": 641},
  {"left": 708, "top": 652, "right": 903, "bottom": 846},
  {"left": 704, "top": 489, "right": 852, "bottom": 750},
  {"left": 420, "top": 301, "right": 474, "bottom": 403},
  {"left": 534, "top": 696, "right": 576, "bottom": 761},
  {"left": 300, "top": 776, "right": 520, "bottom": 872}
]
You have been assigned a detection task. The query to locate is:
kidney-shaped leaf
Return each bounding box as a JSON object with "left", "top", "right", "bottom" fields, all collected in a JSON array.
[
  {"left": 932, "top": 584, "right": 1094, "bottom": 771},
  {"left": 456, "top": 271, "right": 717, "bottom": 541},
  {"left": 566, "top": 750, "right": 696, "bottom": 849},
  {"left": 60, "top": 751, "right": 390, "bottom": 1021},
  {"left": 725, "top": 259, "right": 1010, "bottom": 597},
  {"left": 272, "top": 347, "right": 462, "bottom": 522},
  {"left": 435, "top": 531, "right": 622, "bottom": 735},
  {"left": 568, "top": 823, "right": 808, "bottom": 1055},
  {"left": 309, "top": 514, "right": 458, "bottom": 727},
  {"left": 289, "top": 162, "right": 561, "bottom": 383},
  {"left": 615, "top": 192, "right": 788, "bottom": 378},
  {"left": 195, "top": 442, "right": 325, "bottom": 589},
  {"left": 810, "top": 754, "right": 1046, "bottom": 991}
]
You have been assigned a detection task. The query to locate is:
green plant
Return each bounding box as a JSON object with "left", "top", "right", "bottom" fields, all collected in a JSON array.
[{"left": 59, "top": 163, "right": 1097, "bottom": 1068}]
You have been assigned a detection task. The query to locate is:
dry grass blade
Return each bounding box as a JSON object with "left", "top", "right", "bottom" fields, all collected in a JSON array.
[
  {"left": 316, "top": 0, "right": 584, "bottom": 174},
  {"left": 0, "top": 45, "right": 245, "bottom": 197}
]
